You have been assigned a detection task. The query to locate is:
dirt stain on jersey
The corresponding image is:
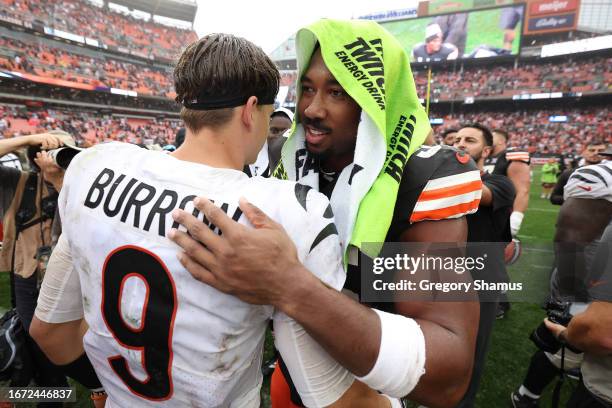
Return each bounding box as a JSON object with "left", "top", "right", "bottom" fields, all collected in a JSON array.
[{"left": 212, "top": 333, "right": 241, "bottom": 376}]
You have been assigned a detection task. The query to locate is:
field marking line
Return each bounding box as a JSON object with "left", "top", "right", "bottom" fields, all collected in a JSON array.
[{"left": 521, "top": 248, "right": 554, "bottom": 253}]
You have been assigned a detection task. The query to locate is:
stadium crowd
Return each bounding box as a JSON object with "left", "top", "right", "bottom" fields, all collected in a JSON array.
[
  {"left": 1, "top": 103, "right": 610, "bottom": 156},
  {"left": 0, "top": 105, "right": 180, "bottom": 146},
  {"left": 0, "top": 36, "right": 175, "bottom": 98},
  {"left": 280, "top": 56, "right": 610, "bottom": 106},
  {"left": 1, "top": 26, "right": 610, "bottom": 102},
  {"left": 413, "top": 55, "right": 611, "bottom": 99},
  {"left": 434, "top": 106, "right": 612, "bottom": 155},
  {"left": 0, "top": 0, "right": 197, "bottom": 60}
]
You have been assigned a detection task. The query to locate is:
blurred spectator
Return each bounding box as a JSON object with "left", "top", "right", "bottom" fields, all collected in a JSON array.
[
  {"left": 267, "top": 108, "right": 294, "bottom": 173},
  {"left": 268, "top": 108, "right": 293, "bottom": 141},
  {"left": 440, "top": 128, "right": 459, "bottom": 146},
  {"left": 540, "top": 157, "right": 560, "bottom": 199}
]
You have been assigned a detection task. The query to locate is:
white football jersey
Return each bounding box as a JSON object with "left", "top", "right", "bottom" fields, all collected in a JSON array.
[
  {"left": 564, "top": 162, "right": 612, "bottom": 202},
  {"left": 58, "top": 142, "right": 347, "bottom": 407}
]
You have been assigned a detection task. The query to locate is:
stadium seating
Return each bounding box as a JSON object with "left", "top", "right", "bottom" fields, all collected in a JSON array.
[
  {"left": 1, "top": 19, "right": 608, "bottom": 106},
  {"left": 1, "top": 103, "right": 609, "bottom": 157},
  {"left": 413, "top": 56, "right": 611, "bottom": 100},
  {"left": 279, "top": 55, "right": 610, "bottom": 108},
  {"left": 0, "top": 1, "right": 609, "bottom": 158},
  {"left": 433, "top": 107, "right": 612, "bottom": 155},
  {"left": 0, "top": 35, "right": 176, "bottom": 98},
  {"left": 0, "top": 0, "right": 197, "bottom": 60},
  {"left": 0, "top": 105, "right": 181, "bottom": 146}
]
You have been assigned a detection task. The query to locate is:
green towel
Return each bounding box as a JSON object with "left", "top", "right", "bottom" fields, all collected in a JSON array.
[{"left": 273, "top": 19, "right": 431, "bottom": 260}]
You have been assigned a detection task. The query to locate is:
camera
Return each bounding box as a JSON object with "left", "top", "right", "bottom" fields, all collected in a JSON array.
[
  {"left": 530, "top": 301, "right": 580, "bottom": 354},
  {"left": 46, "top": 146, "right": 82, "bottom": 170}
]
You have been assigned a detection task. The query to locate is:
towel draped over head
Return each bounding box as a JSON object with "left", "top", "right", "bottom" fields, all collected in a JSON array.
[{"left": 273, "top": 19, "right": 431, "bottom": 261}]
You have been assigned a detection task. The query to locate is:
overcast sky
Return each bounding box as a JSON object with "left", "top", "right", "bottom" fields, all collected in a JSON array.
[{"left": 193, "top": 0, "right": 418, "bottom": 53}]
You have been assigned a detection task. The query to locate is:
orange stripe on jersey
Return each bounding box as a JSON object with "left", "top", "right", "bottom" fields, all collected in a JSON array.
[
  {"left": 507, "top": 154, "right": 529, "bottom": 158},
  {"left": 410, "top": 198, "right": 480, "bottom": 223},
  {"left": 418, "top": 180, "right": 483, "bottom": 202},
  {"left": 507, "top": 152, "right": 529, "bottom": 162}
]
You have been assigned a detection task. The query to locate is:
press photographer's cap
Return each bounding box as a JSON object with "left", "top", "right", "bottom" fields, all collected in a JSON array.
[
  {"left": 27, "top": 129, "right": 83, "bottom": 170},
  {"left": 49, "top": 129, "right": 78, "bottom": 147},
  {"left": 47, "top": 129, "right": 84, "bottom": 169}
]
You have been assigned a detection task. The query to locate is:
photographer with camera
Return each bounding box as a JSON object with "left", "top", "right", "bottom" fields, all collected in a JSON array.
[
  {"left": 512, "top": 160, "right": 612, "bottom": 408},
  {"left": 544, "top": 220, "right": 612, "bottom": 408},
  {"left": 0, "top": 131, "right": 70, "bottom": 404}
]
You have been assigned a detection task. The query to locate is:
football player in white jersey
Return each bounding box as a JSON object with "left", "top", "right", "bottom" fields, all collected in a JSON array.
[
  {"left": 29, "top": 34, "right": 393, "bottom": 408},
  {"left": 170, "top": 19, "right": 480, "bottom": 408}
]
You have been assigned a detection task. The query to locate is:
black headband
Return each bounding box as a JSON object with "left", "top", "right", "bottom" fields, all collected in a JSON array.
[{"left": 183, "top": 93, "right": 276, "bottom": 110}]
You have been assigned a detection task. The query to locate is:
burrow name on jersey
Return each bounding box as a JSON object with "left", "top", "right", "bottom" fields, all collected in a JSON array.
[{"left": 83, "top": 167, "right": 243, "bottom": 238}]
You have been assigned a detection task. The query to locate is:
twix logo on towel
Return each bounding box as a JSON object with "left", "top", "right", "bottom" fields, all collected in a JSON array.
[
  {"left": 334, "top": 37, "right": 386, "bottom": 111},
  {"left": 384, "top": 114, "right": 417, "bottom": 183}
]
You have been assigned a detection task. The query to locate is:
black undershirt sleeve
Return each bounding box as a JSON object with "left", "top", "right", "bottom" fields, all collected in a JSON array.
[{"left": 550, "top": 169, "right": 572, "bottom": 205}]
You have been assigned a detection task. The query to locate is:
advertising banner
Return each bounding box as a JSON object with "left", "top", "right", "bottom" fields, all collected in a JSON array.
[
  {"left": 530, "top": 0, "right": 578, "bottom": 16},
  {"left": 524, "top": 0, "right": 580, "bottom": 34},
  {"left": 527, "top": 13, "right": 576, "bottom": 32}
]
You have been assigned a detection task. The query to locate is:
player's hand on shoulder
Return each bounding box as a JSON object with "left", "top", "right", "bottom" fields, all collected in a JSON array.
[{"left": 169, "top": 196, "right": 305, "bottom": 306}]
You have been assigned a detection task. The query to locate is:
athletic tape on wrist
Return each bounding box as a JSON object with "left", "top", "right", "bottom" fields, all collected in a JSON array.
[
  {"left": 357, "top": 309, "right": 426, "bottom": 398},
  {"left": 510, "top": 211, "right": 524, "bottom": 235}
]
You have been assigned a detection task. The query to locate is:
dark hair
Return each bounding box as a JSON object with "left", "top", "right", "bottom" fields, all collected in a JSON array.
[
  {"left": 587, "top": 139, "right": 606, "bottom": 147},
  {"left": 174, "top": 33, "right": 280, "bottom": 131},
  {"left": 442, "top": 128, "right": 459, "bottom": 138},
  {"left": 492, "top": 128, "right": 509, "bottom": 142},
  {"left": 175, "top": 128, "right": 186, "bottom": 147},
  {"left": 461, "top": 123, "right": 493, "bottom": 147},
  {"left": 271, "top": 111, "right": 292, "bottom": 121}
]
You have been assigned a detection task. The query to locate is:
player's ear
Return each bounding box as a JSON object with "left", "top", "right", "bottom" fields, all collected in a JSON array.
[
  {"left": 241, "top": 96, "right": 259, "bottom": 130},
  {"left": 483, "top": 145, "right": 493, "bottom": 159}
]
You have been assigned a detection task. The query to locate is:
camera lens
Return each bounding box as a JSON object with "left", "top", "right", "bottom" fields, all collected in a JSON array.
[{"left": 530, "top": 322, "right": 562, "bottom": 354}]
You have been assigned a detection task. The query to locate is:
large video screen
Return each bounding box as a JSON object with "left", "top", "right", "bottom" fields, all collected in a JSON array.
[{"left": 380, "top": 5, "right": 524, "bottom": 62}]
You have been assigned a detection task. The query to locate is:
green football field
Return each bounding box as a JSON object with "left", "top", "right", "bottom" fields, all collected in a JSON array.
[{"left": 1, "top": 166, "right": 574, "bottom": 407}]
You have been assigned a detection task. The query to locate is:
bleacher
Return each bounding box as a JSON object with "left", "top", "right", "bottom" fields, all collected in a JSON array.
[{"left": 0, "top": 0, "right": 197, "bottom": 61}]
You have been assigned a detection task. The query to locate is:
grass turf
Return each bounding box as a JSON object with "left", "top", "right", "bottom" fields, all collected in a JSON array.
[{"left": 1, "top": 166, "right": 576, "bottom": 407}]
